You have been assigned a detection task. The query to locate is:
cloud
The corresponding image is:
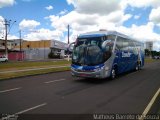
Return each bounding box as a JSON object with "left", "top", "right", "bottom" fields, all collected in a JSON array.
[
  {"left": 67, "top": 0, "right": 121, "bottom": 15},
  {"left": 149, "top": 7, "right": 160, "bottom": 26},
  {"left": 47, "top": 2, "right": 132, "bottom": 31},
  {"left": 121, "top": 0, "right": 160, "bottom": 9},
  {"left": 0, "top": 16, "right": 5, "bottom": 38},
  {"left": 59, "top": 9, "right": 68, "bottom": 15},
  {"left": 134, "top": 15, "right": 140, "bottom": 20},
  {"left": 153, "top": 42, "right": 160, "bottom": 51},
  {"left": 45, "top": 5, "right": 53, "bottom": 10},
  {"left": 19, "top": 19, "right": 40, "bottom": 30},
  {"left": 22, "top": 0, "right": 32, "bottom": 2},
  {"left": 7, "top": 34, "right": 19, "bottom": 39},
  {"left": 23, "top": 28, "right": 63, "bottom": 40},
  {"left": 117, "top": 22, "right": 160, "bottom": 42},
  {"left": 0, "top": 0, "right": 15, "bottom": 8},
  {"left": 47, "top": 11, "right": 99, "bottom": 33},
  {"left": 46, "top": 3, "right": 132, "bottom": 43},
  {"left": 0, "top": 16, "right": 4, "bottom": 28}
]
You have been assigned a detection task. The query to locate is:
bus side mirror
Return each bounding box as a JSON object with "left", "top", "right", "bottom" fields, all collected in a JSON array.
[
  {"left": 102, "top": 40, "right": 112, "bottom": 51},
  {"left": 68, "top": 42, "right": 75, "bottom": 52}
]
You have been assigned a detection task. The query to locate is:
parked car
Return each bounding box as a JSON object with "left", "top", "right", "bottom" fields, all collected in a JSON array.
[
  {"left": 153, "top": 56, "right": 160, "bottom": 59},
  {"left": 0, "top": 55, "right": 8, "bottom": 62}
]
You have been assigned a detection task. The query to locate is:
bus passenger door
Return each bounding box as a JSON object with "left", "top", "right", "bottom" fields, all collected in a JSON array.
[{"left": 113, "top": 47, "right": 121, "bottom": 74}]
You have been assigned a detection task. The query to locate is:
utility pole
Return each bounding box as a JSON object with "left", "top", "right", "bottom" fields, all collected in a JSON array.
[
  {"left": 19, "top": 29, "right": 23, "bottom": 61},
  {"left": 67, "top": 25, "right": 70, "bottom": 61},
  {"left": 4, "top": 19, "right": 16, "bottom": 57},
  {"left": 44, "top": 40, "right": 45, "bottom": 59},
  {"left": 67, "top": 24, "right": 70, "bottom": 44},
  {"left": 19, "top": 30, "right": 22, "bottom": 52},
  {"left": 4, "top": 19, "right": 9, "bottom": 57}
]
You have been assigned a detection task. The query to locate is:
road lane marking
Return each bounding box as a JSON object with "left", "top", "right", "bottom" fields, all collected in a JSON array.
[
  {"left": 44, "top": 79, "right": 66, "bottom": 84},
  {"left": 139, "top": 88, "right": 160, "bottom": 120},
  {"left": 0, "top": 87, "right": 22, "bottom": 93},
  {"left": 1, "top": 103, "right": 47, "bottom": 120},
  {"left": 15, "top": 103, "right": 47, "bottom": 115}
]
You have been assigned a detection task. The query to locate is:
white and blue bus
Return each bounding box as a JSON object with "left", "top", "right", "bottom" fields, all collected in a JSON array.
[{"left": 70, "top": 30, "right": 144, "bottom": 79}]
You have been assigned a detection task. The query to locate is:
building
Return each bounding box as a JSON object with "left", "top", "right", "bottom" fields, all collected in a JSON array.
[
  {"left": 15, "top": 39, "right": 68, "bottom": 60},
  {"left": 0, "top": 39, "right": 16, "bottom": 51},
  {"left": 0, "top": 39, "right": 68, "bottom": 60},
  {"left": 146, "top": 41, "right": 153, "bottom": 51},
  {"left": 0, "top": 39, "right": 24, "bottom": 61}
]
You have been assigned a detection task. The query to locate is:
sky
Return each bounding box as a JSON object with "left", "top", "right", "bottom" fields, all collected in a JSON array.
[{"left": 0, "top": 0, "right": 160, "bottom": 51}]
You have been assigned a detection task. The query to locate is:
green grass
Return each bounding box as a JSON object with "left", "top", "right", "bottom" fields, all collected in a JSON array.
[
  {"left": 0, "top": 66, "right": 70, "bottom": 80},
  {"left": 0, "top": 60, "right": 71, "bottom": 71},
  {"left": 145, "top": 58, "right": 156, "bottom": 63},
  {"left": 0, "top": 60, "right": 71, "bottom": 80}
]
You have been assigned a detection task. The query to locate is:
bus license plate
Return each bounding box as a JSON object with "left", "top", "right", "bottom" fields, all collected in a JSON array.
[{"left": 80, "top": 74, "right": 88, "bottom": 77}]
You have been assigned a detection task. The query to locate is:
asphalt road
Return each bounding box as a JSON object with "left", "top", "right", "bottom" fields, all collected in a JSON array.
[{"left": 0, "top": 61, "right": 160, "bottom": 119}]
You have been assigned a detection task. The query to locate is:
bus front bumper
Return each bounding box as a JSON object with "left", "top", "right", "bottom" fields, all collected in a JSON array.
[{"left": 71, "top": 68, "right": 108, "bottom": 79}]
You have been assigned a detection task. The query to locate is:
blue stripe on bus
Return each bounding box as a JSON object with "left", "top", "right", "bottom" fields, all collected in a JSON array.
[
  {"left": 78, "top": 34, "right": 106, "bottom": 38},
  {"left": 113, "top": 51, "right": 141, "bottom": 74},
  {"left": 71, "top": 63, "right": 104, "bottom": 71}
]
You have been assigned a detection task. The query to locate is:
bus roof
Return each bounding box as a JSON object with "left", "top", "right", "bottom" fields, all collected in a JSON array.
[
  {"left": 78, "top": 30, "right": 142, "bottom": 43},
  {"left": 79, "top": 30, "right": 127, "bottom": 37}
]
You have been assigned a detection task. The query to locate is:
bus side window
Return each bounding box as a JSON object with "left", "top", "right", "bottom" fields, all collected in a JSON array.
[
  {"left": 116, "top": 37, "right": 123, "bottom": 50},
  {"left": 115, "top": 45, "right": 119, "bottom": 51},
  {"left": 132, "top": 41, "right": 138, "bottom": 55},
  {"left": 107, "top": 35, "right": 116, "bottom": 41},
  {"left": 122, "top": 38, "right": 129, "bottom": 51},
  {"left": 128, "top": 40, "right": 135, "bottom": 53}
]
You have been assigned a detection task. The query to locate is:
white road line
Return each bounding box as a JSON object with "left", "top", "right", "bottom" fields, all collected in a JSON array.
[
  {"left": 0, "top": 87, "right": 22, "bottom": 93},
  {"left": 15, "top": 103, "right": 47, "bottom": 115},
  {"left": 139, "top": 88, "right": 160, "bottom": 120},
  {"left": 1, "top": 103, "right": 47, "bottom": 120},
  {"left": 44, "top": 79, "right": 66, "bottom": 84}
]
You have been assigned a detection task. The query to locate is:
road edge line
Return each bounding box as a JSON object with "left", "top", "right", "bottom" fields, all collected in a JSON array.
[
  {"left": 1, "top": 103, "right": 47, "bottom": 120},
  {"left": 139, "top": 88, "right": 160, "bottom": 120},
  {"left": 15, "top": 103, "right": 47, "bottom": 115}
]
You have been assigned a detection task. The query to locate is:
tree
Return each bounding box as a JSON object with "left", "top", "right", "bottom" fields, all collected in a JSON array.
[{"left": 145, "top": 49, "right": 150, "bottom": 56}]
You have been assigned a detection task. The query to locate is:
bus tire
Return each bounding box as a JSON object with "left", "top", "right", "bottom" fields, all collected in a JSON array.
[
  {"left": 111, "top": 67, "right": 116, "bottom": 80},
  {"left": 135, "top": 62, "right": 141, "bottom": 71},
  {"left": 139, "top": 61, "right": 142, "bottom": 70},
  {"left": 135, "top": 63, "right": 139, "bottom": 71}
]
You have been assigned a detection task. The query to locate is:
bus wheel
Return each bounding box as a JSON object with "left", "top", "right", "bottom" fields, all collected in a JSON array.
[
  {"left": 135, "top": 64, "right": 139, "bottom": 71},
  {"left": 135, "top": 63, "right": 140, "bottom": 71},
  {"left": 111, "top": 68, "right": 116, "bottom": 80}
]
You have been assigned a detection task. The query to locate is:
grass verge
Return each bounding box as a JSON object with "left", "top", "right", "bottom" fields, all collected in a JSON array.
[
  {"left": 0, "top": 66, "right": 70, "bottom": 80},
  {"left": 0, "top": 60, "right": 71, "bottom": 80},
  {"left": 0, "top": 60, "right": 71, "bottom": 71},
  {"left": 145, "top": 58, "right": 156, "bottom": 63}
]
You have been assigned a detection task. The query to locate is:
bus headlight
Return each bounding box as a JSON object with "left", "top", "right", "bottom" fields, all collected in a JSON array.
[
  {"left": 94, "top": 66, "right": 104, "bottom": 72},
  {"left": 105, "top": 67, "right": 109, "bottom": 71}
]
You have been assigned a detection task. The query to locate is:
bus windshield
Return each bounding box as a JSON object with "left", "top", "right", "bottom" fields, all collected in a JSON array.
[{"left": 72, "top": 37, "right": 113, "bottom": 66}]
